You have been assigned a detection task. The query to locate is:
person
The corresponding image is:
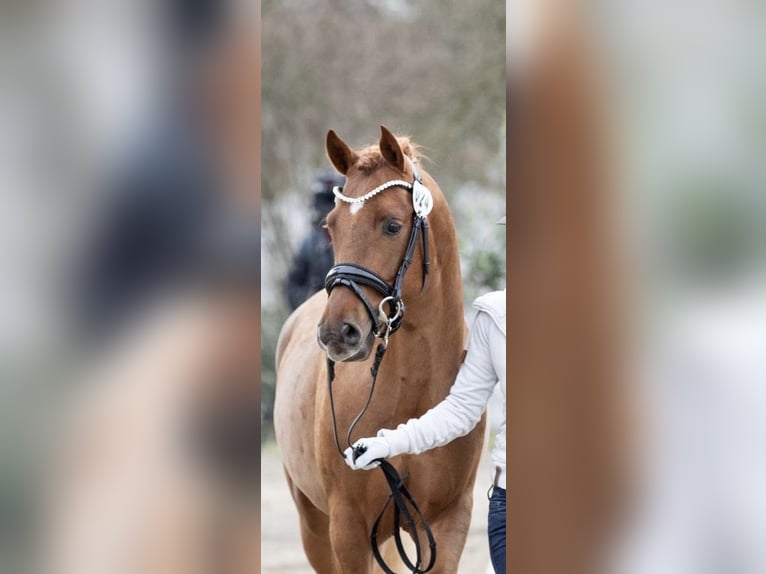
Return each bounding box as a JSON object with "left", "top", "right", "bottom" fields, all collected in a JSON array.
[
  {"left": 344, "top": 216, "right": 506, "bottom": 574},
  {"left": 285, "top": 172, "right": 343, "bottom": 310}
]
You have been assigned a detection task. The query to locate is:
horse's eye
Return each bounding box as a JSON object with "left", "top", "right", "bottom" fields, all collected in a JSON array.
[{"left": 384, "top": 220, "right": 403, "bottom": 236}]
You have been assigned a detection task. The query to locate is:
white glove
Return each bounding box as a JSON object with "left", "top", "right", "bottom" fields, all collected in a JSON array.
[{"left": 343, "top": 436, "right": 391, "bottom": 470}]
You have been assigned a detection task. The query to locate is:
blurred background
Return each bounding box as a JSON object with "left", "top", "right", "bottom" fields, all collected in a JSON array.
[
  {"left": 0, "top": 0, "right": 259, "bottom": 572},
  {"left": 592, "top": 1, "right": 766, "bottom": 573},
  {"left": 505, "top": 1, "right": 766, "bottom": 573}
]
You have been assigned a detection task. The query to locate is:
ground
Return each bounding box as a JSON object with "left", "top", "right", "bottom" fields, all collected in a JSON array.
[{"left": 261, "top": 442, "right": 494, "bottom": 573}]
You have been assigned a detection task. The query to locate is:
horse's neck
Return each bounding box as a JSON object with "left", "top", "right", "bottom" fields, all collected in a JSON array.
[{"left": 385, "top": 222, "right": 465, "bottom": 412}]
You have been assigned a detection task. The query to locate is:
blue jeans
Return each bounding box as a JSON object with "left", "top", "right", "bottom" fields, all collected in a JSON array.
[{"left": 488, "top": 486, "right": 506, "bottom": 573}]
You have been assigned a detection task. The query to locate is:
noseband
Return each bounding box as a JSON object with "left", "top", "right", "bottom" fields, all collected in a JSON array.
[
  {"left": 324, "top": 157, "right": 432, "bottom": 341},
  {"left": 323, "top": 157, "right": 438, "bottom": 574}
]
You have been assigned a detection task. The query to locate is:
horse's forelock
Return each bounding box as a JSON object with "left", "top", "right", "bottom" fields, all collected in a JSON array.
[{"left": 354, "top": 136, "right": 422, "bottom": 175}]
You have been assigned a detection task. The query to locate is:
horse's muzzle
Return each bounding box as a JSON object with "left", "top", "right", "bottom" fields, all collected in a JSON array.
[{"left": 317, "top": 320, "right": 374, "bottom": 362}]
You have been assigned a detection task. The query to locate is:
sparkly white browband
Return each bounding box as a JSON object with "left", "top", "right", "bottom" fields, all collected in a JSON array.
[
  {"left": 332, "top": 180, "right": 412, "bottom": 205},
  {"left": 332, "top": 158, "right": 434, "bottom": 217}
]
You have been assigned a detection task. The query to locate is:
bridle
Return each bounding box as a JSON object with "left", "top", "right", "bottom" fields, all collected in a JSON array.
[
  {"left": 323, "top": 158, "right": 437, "bottom": 574},
  {"left": 324, "top": 157, "right": 432, "bottom": 343}
]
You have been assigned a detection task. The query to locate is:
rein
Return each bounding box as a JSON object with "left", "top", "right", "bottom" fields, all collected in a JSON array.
[{"left": 324, "top": 159, "right": 437, "bottom": 573}]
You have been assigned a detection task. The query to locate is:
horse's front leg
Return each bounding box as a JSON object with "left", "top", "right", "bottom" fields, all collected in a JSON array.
[
  {"left": 422, "top": 492, "right": 475, "bottom": 574},
  {"left": 287, "top": 475, "right": 338, "bottom": 574},
  {"left": 328, "top": 501, "right": 375, "bottom": 574}
]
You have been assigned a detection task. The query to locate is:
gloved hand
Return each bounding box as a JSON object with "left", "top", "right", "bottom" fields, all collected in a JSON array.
[{"left": 343, "top": 436, "right": 391, "bottom": 470}]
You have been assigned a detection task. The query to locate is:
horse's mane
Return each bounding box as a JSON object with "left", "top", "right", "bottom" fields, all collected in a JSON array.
[{"left": 356, "top": 136, "right": 422, "bottom": 174}]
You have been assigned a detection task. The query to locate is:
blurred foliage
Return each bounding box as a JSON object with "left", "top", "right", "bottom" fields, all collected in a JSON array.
[
  {"left": 467, "top": 248, "right": 506, "bottom": 293},
  {"left": 658, "top": 174, "right": 763, "bottom": 285},
  {"left": 262, "top": 0, "right": 505, "bottom": 203}
]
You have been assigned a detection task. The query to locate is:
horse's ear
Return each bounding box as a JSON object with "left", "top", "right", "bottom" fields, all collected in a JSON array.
[
  {"left": 326, "top": 130, "right": 357, "bottom": 175},
  {"left": 379, "top": 125, "right": 406, "bottom": 173}
]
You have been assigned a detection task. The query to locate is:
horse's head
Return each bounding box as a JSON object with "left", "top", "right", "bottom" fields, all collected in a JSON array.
[{"left": 317, "top": 125, "right": 440, "bottom": 362}]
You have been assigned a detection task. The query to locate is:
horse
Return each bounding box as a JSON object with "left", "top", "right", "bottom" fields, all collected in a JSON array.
[{"left": 274, "top": 125, "right": 486, "bottom": 573}]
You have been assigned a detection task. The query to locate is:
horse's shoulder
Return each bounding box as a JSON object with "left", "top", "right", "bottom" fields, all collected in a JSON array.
[{"left": 276, "top": 290, "right": 327, "bottom": 369}]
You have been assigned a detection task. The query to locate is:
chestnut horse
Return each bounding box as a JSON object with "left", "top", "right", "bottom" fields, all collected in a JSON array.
[{"left": 274, "top": 126, "right": 486, "bottom": 573}]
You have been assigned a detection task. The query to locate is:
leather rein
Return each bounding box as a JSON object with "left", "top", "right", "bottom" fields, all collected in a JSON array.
[{"left": 324, "top": 159, "right": 437, "bottom": 573}]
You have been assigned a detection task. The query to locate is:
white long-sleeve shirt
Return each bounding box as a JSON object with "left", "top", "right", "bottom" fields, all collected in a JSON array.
[{"left": 379, "top": 290, "right": 507, "bottom": 489}]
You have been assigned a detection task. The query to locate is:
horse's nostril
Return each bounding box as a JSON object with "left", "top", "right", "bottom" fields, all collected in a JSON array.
[{"left": 340, "top": 322, "right": 360, "bottom": 345}]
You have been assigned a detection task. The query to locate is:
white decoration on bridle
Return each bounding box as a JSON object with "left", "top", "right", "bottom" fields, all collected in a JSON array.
[
  {"left": 332, "top": 156, "right": 434, "bottom": 217},
  {"left": 411, "top": 180, "right": 434, "bottom": 217},
  {"left": 332, "top": 180, "right": 413, "bottom": 205}
]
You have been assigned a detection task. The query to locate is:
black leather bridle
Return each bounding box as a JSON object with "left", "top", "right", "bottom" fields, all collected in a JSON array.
[
  {"left": 324, "top": 160, "right": 431, "bottom": 341},
  {"left": 324, "top": 158, "right": 437, "bottom": 574}
]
